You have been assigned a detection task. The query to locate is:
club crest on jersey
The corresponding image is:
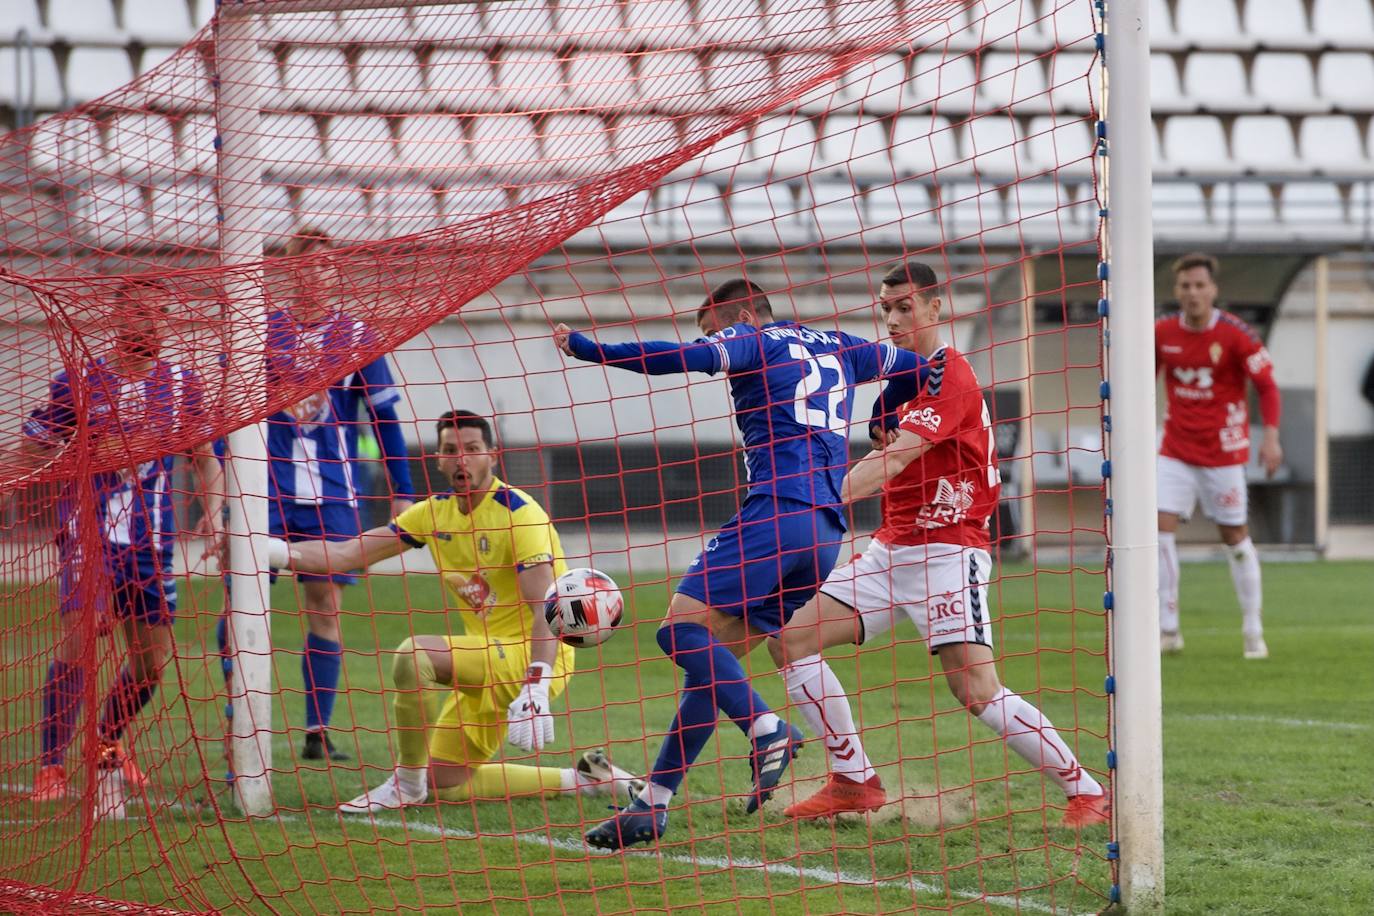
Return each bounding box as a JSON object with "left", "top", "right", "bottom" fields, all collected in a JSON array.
[
  {"left": 286, "top": 391, "right": 331, "bottom": 433},
  {"left": 916, "top": 477, "right": 976, "bottom": 527},
  {"left": 1209, "top": 342, "right": 1223, "bottom": 365}
]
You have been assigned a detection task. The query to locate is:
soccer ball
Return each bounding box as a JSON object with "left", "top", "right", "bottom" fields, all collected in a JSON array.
[{"left": 543, "top": 568, "right": 624, "bottom": 647}]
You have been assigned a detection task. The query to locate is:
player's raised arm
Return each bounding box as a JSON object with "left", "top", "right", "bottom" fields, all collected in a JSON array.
[{"left": 553, "top": 322, "right": 730, "bottom": 376}]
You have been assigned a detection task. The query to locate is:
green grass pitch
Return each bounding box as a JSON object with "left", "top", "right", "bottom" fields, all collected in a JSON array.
[{"left": 1, "top": 559, "right": 1369, "bottom": 914}]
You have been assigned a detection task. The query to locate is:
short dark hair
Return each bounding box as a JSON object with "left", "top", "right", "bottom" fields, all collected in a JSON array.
[
  {"left": 285, "top": 226, "right": 332, "bottom": 257},
  {"left": 880, "top": 260, "right": 940, "bottom": 292},
  {"left": 113, "top": 276, "right": 171, "bottom": 312},
  {"left": 436, "top": 409, "right": 494, "bottom": 447},
  {"left": 697, "top": 278, "right": 773, "bottom": 325},
  {"left": 1171, "top": 253, "right": 1218, "bottom": 279}
]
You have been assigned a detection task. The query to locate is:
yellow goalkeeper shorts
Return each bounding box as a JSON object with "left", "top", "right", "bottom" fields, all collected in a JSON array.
[{"left": 428, "top": 635, "right": 574, "bottom": 765}]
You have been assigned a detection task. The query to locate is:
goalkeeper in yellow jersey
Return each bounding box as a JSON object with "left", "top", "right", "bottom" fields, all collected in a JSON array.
[{"left": 284, "top": 410, "right": 643, "bottom": 813}]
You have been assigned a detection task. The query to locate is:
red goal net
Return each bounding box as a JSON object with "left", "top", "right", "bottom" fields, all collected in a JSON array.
[{"left": 0, "top": 0, "right": 1112, "bottom": 912}]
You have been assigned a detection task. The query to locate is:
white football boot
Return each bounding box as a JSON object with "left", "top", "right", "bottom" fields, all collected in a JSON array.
[
  {"left": 1160, "top": 630, "right": 1185, "bottom": 654},
  {"left": 339, "top": 772, "right": 428, "bottom": 814},
  {"left": 1243, "top": 633, "right": 1269, "bottom": 660}
]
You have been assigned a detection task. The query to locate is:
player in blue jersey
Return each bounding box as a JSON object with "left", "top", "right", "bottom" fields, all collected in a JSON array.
[
  {"left": 269, "top": 228, "right": 416, "bottom": 761},
  {"left": 553, "top": 278, "right": 928, "bottom": 849},
  {"left": 17, "top": 278, "right": 225, "bottom": 802},
  {"left": 219, "top": 227, "right": 417, "bottom": 763}
]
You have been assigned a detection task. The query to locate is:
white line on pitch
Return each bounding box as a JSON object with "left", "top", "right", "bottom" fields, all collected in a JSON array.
[{"left": 1174, "top": 713, "right": 1370, "bottom": 731}]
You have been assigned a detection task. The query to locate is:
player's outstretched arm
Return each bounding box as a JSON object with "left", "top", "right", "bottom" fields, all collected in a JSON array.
[
  {"left": 506, "top": 561, "right": 560, "bottom": 751},
  {"left": 285, "top": 524, "right": 409, "bottom": 575},
  {"left": 553, "top": 323, "right": 723, "bottom": 376},
  {"left": 841, "top": 427, "right": 933, "bottom": 502}
]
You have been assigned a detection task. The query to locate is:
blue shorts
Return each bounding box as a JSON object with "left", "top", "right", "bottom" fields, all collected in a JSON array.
[
  {"left": 60, "top": 547, "right": 175, "bottom": 627},
  {"left": 269, "top": 500, "right": 361, "bottom": 585},
  {"left": 676, "top": 495, "right": 844, "bottom": 634}
]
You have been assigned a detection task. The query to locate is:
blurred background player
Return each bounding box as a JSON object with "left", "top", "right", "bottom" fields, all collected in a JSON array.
[
  {"left": 284, "top": 410, "right": 643, "bottom": 811},
  {"left": 1155, "top": 254, "right": 1282, "bottom": 659},
  {"left": 770, "top": 261, "right": 1110, "bottom": 826},
  {"left": 555, "top": 278, "right": 928, "bottom": 850},
  {"left": 218, "top": 227, "right": 418, "bottom": 764},
  {"left": 20, "top": 279, "right": 224, "bottom": 801}
]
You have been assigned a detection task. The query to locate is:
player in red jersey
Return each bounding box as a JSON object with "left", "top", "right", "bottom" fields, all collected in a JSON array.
[
  {"left": 1155, "top": 254, "right": 1282, "bottom": 659},
  {"left": 768, "top": 261, "right": 1109, "bottom": 826}
]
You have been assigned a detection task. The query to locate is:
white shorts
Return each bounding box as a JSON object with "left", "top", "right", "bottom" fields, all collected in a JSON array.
[
  {"left": 818, "top": 540, "right": 994, "bottom": 653},
  {"left": 1157, "top": 455, "right": 1248, "bottom": 526}
]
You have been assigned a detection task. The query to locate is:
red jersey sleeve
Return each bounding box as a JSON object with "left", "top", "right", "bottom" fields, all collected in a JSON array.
[
  {"left": 1237, "top": 329, "right": 1281, "bottom": 427},
  {"left": 897, "top": 354, "right": 977, "bottom": 444}
]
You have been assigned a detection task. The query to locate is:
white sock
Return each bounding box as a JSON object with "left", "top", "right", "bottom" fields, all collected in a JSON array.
[
  {"left": 976, "top": 688, "right": 1102, "bottom": 799},
  {"left": 561, "top": 767, "right": 581, "bottom": 794},
  {"left": 637, "top": 781, "right": 674, "bottom": 808},
  {"left": 747, "top": 712, "right": 782, "bottom": 741},
  {"left": 395, "top": 766, "right": 427, "bottom": 796},
  {"left": 1226, "top": 537, "right": 1263, "bottom": 638},
  {"left": 781, "top": 654, "right": 876, "bottom": 783},
  {"left": 1158, "top": 531, "right": 1180, "bottom": 633}
]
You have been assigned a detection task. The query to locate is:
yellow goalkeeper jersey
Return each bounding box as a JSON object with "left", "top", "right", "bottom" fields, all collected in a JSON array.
[{"left": 390, "top": 478, "right": 571, "bottom": 654}]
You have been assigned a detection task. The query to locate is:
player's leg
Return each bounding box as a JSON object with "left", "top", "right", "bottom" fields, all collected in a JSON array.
[
  {"left": 33, "top": 563, "right": 89, "bottom": 800},
  {"left": 1157, "top": 455, "right": 1199, "bottom": 652},
  {"left": 1205, "top": 465, "right": 1267, "bottom": 659},
  {"left": 296, "top": 503, "right": 358, "bottom": 760},
  {"left": 95, "top": 612, "right": 172, "bottom": 789}
]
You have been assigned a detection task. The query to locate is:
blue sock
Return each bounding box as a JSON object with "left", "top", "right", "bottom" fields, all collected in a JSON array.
[
  {"left": 658, "top": 622, "right": 772, "bottom": 733},
  {"left": 302, "top": 634, "right": 342, "bottom": 731},
  {"left": 41, "top": 660, "right": 84, "bottom": 768},
  {"left": 215, "top": 612, "right": 233, "bottom": 687},
  {"left": 98, "top": 665, "right": 158, "bottom": 742},
  {"left": 648, "top": 672, "right": 719, "bottom": 794}
]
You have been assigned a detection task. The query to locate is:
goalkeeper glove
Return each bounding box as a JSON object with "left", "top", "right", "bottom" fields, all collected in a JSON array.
[{"left": 506, "top": 662, "right": 555, "bottom": 751}]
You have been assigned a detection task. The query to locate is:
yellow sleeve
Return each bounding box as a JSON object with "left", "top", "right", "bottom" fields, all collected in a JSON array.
[
  {"left": 390, "top": 497, "right": 441, "bottom": 547},
  {"left": 510, "top": 501, "right": 557, "bottom": 572}
]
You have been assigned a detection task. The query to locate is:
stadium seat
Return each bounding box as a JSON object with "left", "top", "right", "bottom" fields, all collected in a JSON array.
[
  {"left": 1024, "top": 115, "right": 1095, "bottom": 178},
  {"left": 782, "top": 51, "right": 846, "bottom": 114},
  {"left": 1044, "top": 51, "right": 1097, "bottom": 115},
  {"left": 1149, "top": 54, "right": 1190, "bottom": 114},
  {"left": 282, "top": 47, "right": 354, "bottom": 112},
  {"left": 1298, "top": 116, "right": 1369, "bottom": 175},
  {"left": 178, "top": 115, "right": 216, "bottom": 173},
  {"left": 1213, "top": 182, "right": 1281, "bottom": 234},
  {"left": 694, "top": 0, "right": 769, "bottom": 46},
  {"left": 338, "top": 7, "right": 414, "bottom": 42},
  {"left": 935, "top": 180, "right": 1005, "bottom": 241},
  {"left": 28, "top": 116, "right": 101, "bottom": 177},
  {"left": 1279, "top": 182, "right": 1349, "bottom": 234},
  {"left": 65, "top": 49, "right": 134, "bottom": 106},
  {"left": 496, "top": 50, "right": 569, "bottom": 113},
  {"left": 747, "top": 116, "right": 819, "bottom": 179},
  {"left": 426, "top": 50, "right": 500, "bottom": 112},
  {"left": 259, "top": 114, "right": 326, "bottom": 179},
  {"left": 817, "top": 115, "right": 892, "bottom": 181},
  {"left": 831, "top": 54, "right": 912, "bottom": 116},
  {"left": 867, "top": 179, "right": 936, "bottom": 232},
  {"left": 192, "top": 0, "right": 215, "bottom": 29},
  {"left": 540, "top": 114, "right": 613, "bottom": 177},
  {"left": 593, "top": 189, "right": 654, "bottom": 245},
  {"left": 376, "top": 183, "right": 442, "bottom": 237},
  {"left": 328, "top": 116, "right": 399, "bottom": 175},
  {"left": 1312, "top": 0, "right": 1374, "bottom": 50},
  {"left": 105, "top": 113, "right": 176, "bottom": 178},
  {"left": 411, "top": 4, "right": 485, "bottom": 44},
  {"left": 728, "top": 181, "right": 805, "bottom": 242},
  {"left": 151, "top": 179, "right": 216, "bottom": 247},
  {"left": 832, "top": 0, "right": 905, "bottom": 47},
  {"left": 1009, "top": 179, "right": 1076, "bottom": 243},
  {"left": 978, "top": 51, "right": 1051, "bottom": 114},
  {"left": 764, "top": 0, "right": 836, "bottom": 50},
  {"left": 46, "top": 0, "right": 124, "bottom": 44},
  {"left": 567, "top": 52, "right": 640, "bottom": 111},
  {"left": 355, "top": 50, "right": 427, "bottom": 113},
  {"left": 484, "top": 0, "right": 559, "bottom": 47},
  {"left": 624, "top": 0, "right": 698, "bottom": 47},
  {"left": 1241, "top": 0, "right": 1318, "bottom": 50},
  {"left": 911, "top": 51, "right": 977, "bottom": 117},
  {"left": 1316, "top": 53, "right": 1374, "bottom": 113},
  {"left": 123, "top": 0, "right": 197, "bottom": 45},
  {"left": 264, "top": 10, "right": 341, "bottom": 44},
  {"left": 296, "top": 185, "right": 374, "bottom": 242},
  {"left": 1147, "top": 0, "right": 1185, "bottom": 52},
  {"left": 441, "top": 186, "right": 509, "bottom": 224},
  {"left": 1251, "top": 54, "right": 1327, "bottom": 115},
  {"left": 1231, "top": 116, "right": 1301, "bottom": 173},
  {"left": 673, "top": 114, "right": 749, "bottom": 178},
  {"left": 0, "top": 47, "right": 63, "bottom": 111},
  {"left": 76, "top": 181, "right": 150, "bottom": 250},
  {"left": 636, "top": 52, "right": 710, "bottom": 114},
  {"left": 1174, "top": 0, "right": 1250, "bottom": 50},
  {"left": 975, "top": 0, "right": 1050, "bottom": 51},
  {"left": 1151, "top": 181, "right": 1215, "bottom": 237},
  {"left": 891, "top": 115, "right": 958, "bottom": 178},
  {"left": 399, "top": 114, "right": 470, "bottom": 172},
  {"left": 1162, "top": 116, "right": 1229, "bottom": 175},
  {"left": 1183, "top": 53, "right": 1261, "bottom": 113},
  {"left": 468, "top": 114, "right": 543, "bottom": 179},
  {"left": 961, "top": 115, "right": 1021, "bottom": 178},
  {"left": 5, "top": 1, "right": 45, "bottom": 40},
  {"left": 131, "top": 48, "right": 214, "bottom": 113},
  {"left": 705, "top": 51, "right": 777, "bottom": 112},
  {"left": 612, "top": 114, "right": 683, "bottom": 167},
  {"left": 558, "top": 0, "right": 632, "bottom": 47},
  {"left": 656, "top": 179, "right": 728, "bottom": 236},
  {"left": 808, "top": 179, "right": 864, "bottom": 236}
]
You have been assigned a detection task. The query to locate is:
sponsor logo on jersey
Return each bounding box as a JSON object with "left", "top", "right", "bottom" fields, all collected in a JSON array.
[
  {"left": 915, "top": 477, "right": 976, "bottom": 528},
  {"left": 1172, "top": 366, "right": 1214, "bottom": 389},
  {"left": 1245, "top": 347, "right": 1272, "bottom": 375},
  {"left": 444, "top": 571, "right": 494, "bottom": 612},
  {"left": 1161, "top": 344, "right": 1183, "bottom": 354},
  {"left": 1209, "top": 342, "right": 1223, "bottom": 365},
  {"left": 903, "top": 406, "right": 943, "bottom": 433},
  {"left": 1220, "top": 400, "right": 1250, "bottom": 452}
]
